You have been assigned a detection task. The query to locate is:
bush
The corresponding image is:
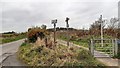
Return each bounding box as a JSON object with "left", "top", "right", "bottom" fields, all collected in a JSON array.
[{"left": 27, "top": 28, "right": 48, "bottom": 43}]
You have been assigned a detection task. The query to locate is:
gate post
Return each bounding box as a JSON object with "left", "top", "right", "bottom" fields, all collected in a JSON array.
[
  {"left": 112, "top": 39, "right": 115, "bottom": 56},
  {"left": 90, "top": 39, "right": 94, "bottom": 56},
  {"left": 115, "top": 38, "right": 118, "bottom": 56},
  {"left": 88, "top": 40, "right": 91, "bottom": 51}
]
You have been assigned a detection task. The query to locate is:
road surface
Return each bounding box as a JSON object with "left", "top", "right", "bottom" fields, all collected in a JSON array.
[{"left": 0, "top": 39, "right": 25, "bottom": 67}]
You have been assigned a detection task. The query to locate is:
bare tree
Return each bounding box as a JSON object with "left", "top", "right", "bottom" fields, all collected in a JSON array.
[
  {"left": 107, "top": 17, "right": 119, "bottom": 38},
  {"left": 89, "top": 20, "right": 106, "bottom": 36},
  {"left": 108, "top": 17, "right": 118, "bottom": 29}
]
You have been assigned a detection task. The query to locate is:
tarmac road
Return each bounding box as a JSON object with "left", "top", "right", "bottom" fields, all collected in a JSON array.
[{"left": 0, "top": 39, "right": 26, "bottom": 67}]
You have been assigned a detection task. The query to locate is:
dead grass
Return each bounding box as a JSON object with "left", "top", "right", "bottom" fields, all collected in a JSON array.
[{"left": 18, "top": 42, "right": 105, "bottom": 66}]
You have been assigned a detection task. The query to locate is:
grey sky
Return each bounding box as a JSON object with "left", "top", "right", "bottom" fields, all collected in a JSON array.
[{"left": 0, "top": 0, "right": 119, "bottom": 33}]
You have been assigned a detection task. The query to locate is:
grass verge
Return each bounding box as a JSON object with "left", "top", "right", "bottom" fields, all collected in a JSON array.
[
  {"left": 18, "top": 42, "right": 105, "bottom": 67},
  {"left": 1, "top": 35, "right": 26, "bottom": 44}
]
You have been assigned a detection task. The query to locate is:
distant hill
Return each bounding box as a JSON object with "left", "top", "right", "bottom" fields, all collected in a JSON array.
[{"left": 2, "top": 31, "right": 16, "bottom": 34}]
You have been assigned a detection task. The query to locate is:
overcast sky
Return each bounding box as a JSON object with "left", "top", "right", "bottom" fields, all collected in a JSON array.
[{"left": 0, "top": 0, "right": 119, "bottom": 33}]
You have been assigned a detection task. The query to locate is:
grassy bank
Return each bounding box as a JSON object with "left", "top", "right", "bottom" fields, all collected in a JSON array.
[
  {"left": 58, "top": 34, "right": 120, "bottom": 58},
  {"left": 18, "top": 42, "right": 105, "bottom": 67},
  {"left": 1, "top": 34, "right": 26, "bottom": 44},
  {"left": 58, "top": 35, "right": 88, "bottom": 47}
]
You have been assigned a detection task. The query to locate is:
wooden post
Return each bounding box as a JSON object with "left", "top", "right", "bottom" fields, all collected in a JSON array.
[
  {"left": 54, "top": 23, "right": 56, "bottom": 46},
  {"left": 110, "top": 40, "right": 112, "bottom": 57},
  {"left": 91, "top": 39, "right": 94, "bottom": 56},
  {"left": 99, "top": 15, "right": 104, "bottom": 47},
  {"left": 112, "top": 39, "right": 115, "bottom": 56},
  {"left": 65, "top": 17, "right": 70, "bottom": 46},
  {"left": 88, "top": 40, "right": 91, "bottom": 51},
  {"left": 51, "top": 19, "right": 57, "bottom": 46}
]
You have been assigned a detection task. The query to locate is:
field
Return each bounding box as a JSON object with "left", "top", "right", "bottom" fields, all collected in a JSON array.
[{"left": 1, "top": 33, "right": 26, "bottom": 44}]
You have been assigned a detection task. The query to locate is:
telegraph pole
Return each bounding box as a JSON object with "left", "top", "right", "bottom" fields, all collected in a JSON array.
[
  {"left": 65, "top": 17, "right": 70, "bottom": 46},
  {"left": 52, "top": 19, "right": 57, "bottom": 46},
  {"left": 99, "top": 15, "right": 104, "bottom": 47}
]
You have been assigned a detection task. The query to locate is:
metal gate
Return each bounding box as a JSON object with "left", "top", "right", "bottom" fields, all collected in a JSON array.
[{"left": 89, "top": 39, "right": 118, "bottom": 57}]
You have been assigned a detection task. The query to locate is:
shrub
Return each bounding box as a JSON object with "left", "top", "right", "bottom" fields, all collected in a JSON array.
[{"left": 27, "top": 28, "right": 48, "bottom": 43}]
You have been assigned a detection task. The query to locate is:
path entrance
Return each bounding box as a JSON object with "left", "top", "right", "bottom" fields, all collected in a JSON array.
[{"left": 89, "top": 39, "right": 118, "bottom": 57}]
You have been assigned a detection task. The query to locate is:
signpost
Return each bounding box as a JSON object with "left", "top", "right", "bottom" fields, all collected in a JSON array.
[
  {"left": 99, "top": 15, "right": 104, "bottom": 47},
  {"left": 52, "top": 19, "right": 57, "bottom": 46},
  {"left": 65, "top": 17, "right": 70, "bottom": 46}
]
